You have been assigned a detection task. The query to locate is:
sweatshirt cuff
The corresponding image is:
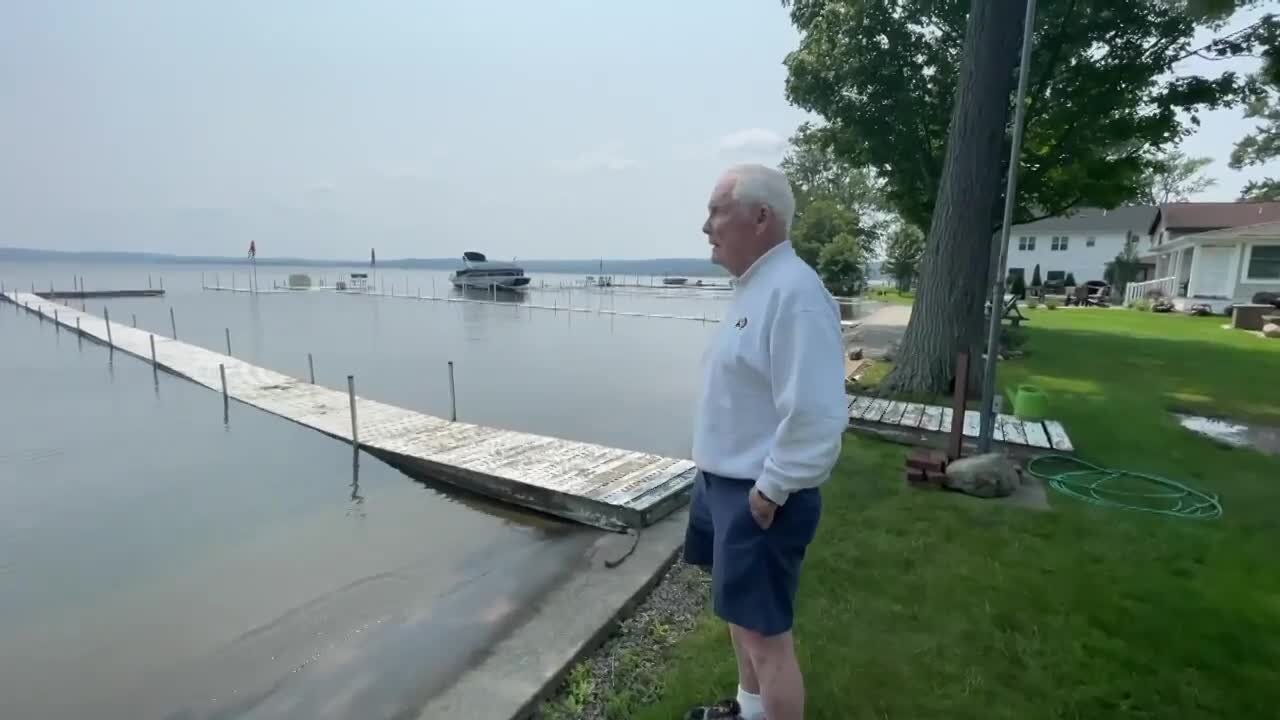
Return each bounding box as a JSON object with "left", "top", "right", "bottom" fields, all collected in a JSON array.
[{"left": 755, "top": 476, "right": 791, "bottom": 506}]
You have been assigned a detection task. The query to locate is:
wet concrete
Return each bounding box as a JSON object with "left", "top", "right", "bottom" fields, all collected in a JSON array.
[
  {"left": 418, "top": 509, "right": 689, "bottom": 720},
  {"left": 159, "top": 524, "right": 599, "bottom": 720}
]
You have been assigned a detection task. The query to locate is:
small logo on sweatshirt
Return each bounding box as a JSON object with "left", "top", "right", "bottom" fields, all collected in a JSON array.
[{"left": 734, "top": 317, "right": 748, "bottom": 329}]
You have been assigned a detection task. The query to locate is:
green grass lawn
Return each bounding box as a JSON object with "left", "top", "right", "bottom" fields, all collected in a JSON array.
[
  {"left": 865, "top": 288, "right": 916, "bottom": 305},
  {"left": 629, "top": 309, "right": 1280, "bottom": 720}
]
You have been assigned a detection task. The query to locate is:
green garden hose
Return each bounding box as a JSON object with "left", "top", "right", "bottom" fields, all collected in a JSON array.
[{"left": 1025, "top": 455, "right": 1222, "bottom": 520}]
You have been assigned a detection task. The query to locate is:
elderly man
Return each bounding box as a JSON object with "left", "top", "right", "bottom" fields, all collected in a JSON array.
[{"left": 684, "top": 165, "right": 847, "bottom": 720}]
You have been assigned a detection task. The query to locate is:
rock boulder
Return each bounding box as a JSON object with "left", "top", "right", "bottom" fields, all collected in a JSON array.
[
  {"left": 1263, "top": 323, "right": 1280, "bottom": 339},
  {"left": 943, "top": 453, "right": 1020, "bottom": 498}
]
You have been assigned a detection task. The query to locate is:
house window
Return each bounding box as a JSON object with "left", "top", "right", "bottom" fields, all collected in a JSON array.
[
  {"left": 1050, "top": 236, "right": 1070, "bottom": 251},
  {"left": 1007, "top": 267, "right": 1025, "bottom": 283},
  {"left": 1046, "top": 270, "right": 1066, "bottom": 283},
  {"left": 1086, "top": 237, "right": 1096, "bottom": 247},
  {"left": 1017, "top": 236, "right": 1036, "bottom": 251},
  {"left": 1247, "top": 245, "right": 1280, "bottom": 280}
]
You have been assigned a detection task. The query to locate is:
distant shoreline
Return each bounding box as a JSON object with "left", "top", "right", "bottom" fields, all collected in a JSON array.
[{"left": 0, "top": 247, "right": 727, "bottom": 277}]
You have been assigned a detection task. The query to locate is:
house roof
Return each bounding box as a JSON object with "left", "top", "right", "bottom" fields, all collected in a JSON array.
[
  {"left": 1149, "top": 202, "right": 1280, "bottom": 234},
  {"left": 1011, "top": 206, "right": 1157, "bottom": 234},
  {"left": 1140, "top": 220, "right": 1280, "bottom": 259}
]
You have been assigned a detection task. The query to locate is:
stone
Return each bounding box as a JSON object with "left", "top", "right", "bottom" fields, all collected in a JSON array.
[
  {"left": 1263, "top": 323, "right": 1280, "bottom": 339},
  {"left": 848, "top": 348, "right": 864, "bottom": 361},
  {"left": 943, "top": 452, "right": 1020, "bottom": 498}
]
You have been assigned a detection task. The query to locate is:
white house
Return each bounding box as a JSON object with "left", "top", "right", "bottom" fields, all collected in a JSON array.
[
  {"left": 1005, "top": 206, "right": 1156, "bottom": 288},
  {"left": 1127, "top": 204, "right": 1280, "bottom": 312}
]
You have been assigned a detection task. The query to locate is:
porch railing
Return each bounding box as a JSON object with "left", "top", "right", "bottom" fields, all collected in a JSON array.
[{"left": 1124, "top": 276, "right": 1178, "bottom": 305}]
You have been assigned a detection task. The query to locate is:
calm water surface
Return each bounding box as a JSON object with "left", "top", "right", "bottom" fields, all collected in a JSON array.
[{"left": 0, "top": 262, "right": 744, "bottom": 719}]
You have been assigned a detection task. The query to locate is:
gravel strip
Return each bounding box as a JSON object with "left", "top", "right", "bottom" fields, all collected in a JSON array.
[{"left": 537, "top": 560, "right": 710, "bottom": 720}]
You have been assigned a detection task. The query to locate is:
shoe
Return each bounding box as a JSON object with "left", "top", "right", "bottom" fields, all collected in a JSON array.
[{"left": 684, "top": 698, "right": 742, "bottom": 719}]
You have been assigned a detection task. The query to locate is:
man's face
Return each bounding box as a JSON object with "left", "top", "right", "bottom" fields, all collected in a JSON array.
[{"left": 702, "top": 177, "right": 760, "bottom": 276}]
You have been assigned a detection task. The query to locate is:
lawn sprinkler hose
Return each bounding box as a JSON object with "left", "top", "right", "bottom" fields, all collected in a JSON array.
[{"left": 1025, "top": 455, "right": 1222, "bottom": 520}]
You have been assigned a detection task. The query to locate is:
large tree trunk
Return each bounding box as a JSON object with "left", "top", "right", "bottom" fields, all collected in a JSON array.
[{"left": 885, "top": 0, "right": 1025, "bottom": 395}]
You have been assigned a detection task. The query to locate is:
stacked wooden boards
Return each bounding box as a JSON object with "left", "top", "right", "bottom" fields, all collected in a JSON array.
[{"left": 846, "top": 394, "right": 1074, "bottom": 452}]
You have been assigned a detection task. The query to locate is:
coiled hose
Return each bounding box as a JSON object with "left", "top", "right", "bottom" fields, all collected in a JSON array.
[{"left": 1025, "top": 455, "right": 1222, "bottom": 520}]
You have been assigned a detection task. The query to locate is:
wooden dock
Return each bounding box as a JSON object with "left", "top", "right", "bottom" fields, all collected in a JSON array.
[
  {"left": 35, "top": 289, "right": 165, "bottom": 299},
  {"left": 846, "top": 393, "right": 1074, "bottom": 453},
  {"left": 4, "top": 291, "right": 695, "bottom": 531}
]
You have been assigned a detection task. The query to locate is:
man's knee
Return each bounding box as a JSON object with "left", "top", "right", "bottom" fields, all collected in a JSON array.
[{"left": 732, "top": 625, "right": 794, "bottom": 672}]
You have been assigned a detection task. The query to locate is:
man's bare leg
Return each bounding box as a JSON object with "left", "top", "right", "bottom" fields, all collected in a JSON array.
[
  {"left": 730, "top": 624, "right": 760, "bottom": 693},
  {"left": 735, "top": 624, "right": 804, "bottom": 720}
]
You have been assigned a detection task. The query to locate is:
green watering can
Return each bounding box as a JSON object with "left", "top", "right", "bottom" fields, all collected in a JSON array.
[{"left": 1013, "top": 385, "right": 1049, "bottom": 421}]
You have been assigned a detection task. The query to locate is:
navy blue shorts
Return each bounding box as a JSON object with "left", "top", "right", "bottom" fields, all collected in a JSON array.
[{"left": 683, "top": 470, "right": 821, "bottom": 636}]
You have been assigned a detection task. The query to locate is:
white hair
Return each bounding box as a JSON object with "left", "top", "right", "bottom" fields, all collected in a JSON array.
[{"left": 725, "top": 164, "right": 796, "bottom": 235}]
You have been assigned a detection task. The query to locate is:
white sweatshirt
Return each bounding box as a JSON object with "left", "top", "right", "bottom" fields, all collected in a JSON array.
[{"left": 692, "top": 241, "right": 848, "bottom": 505}]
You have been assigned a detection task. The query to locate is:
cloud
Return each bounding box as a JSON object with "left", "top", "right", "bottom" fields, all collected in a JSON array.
[
  {"left": 556, "top": 143, "right": 638, "bottom": 174},
  {"left": 717, "top": 128, "right": 786, "bottom": 155}
]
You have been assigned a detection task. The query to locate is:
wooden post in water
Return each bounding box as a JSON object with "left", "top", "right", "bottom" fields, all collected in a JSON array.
[
  {"left": 432, "top": 278, "right": 436, "bottom": 297},
  {"left": 75, "top": 316, "right": 82, "bottom": 345},
  {"left": 219, "top": 363, "right": 229, "bottom": 420},
  {"left": 104, "top": 307, "right": 113, "bottom": 349},
  {"left": 159, "top": 277, "right": 164, "bottom": 291},
  {"left": 132, "top": 313, "right": 137, "bottom": 328},
  {"left": 448, "top": 361, "right": 457, "bottom": 421},
  {"left": 148, "top": 274, "right": 152, "bottom": 289},
  {"left": 169, "top": 307, "right": 177, "bottom": 339},
  {"left": 225, "top": 328, "right": 232, "bottom": 356},
  {"left": 308, "top": 353, "right": 315, "bottom": 383},
  {"left": 201, "top": 271, "right": 205, "bottom": 289},
  {"left": 216, "top": 273, "right": 220, "bottom": 289},
  {"left": 150, "top": 334, "right": 157, "bottom": 368},
  {"left": 347, "top": 375, "right": 359, "bottom": 449},
  {"left": 53, "top": 308, "right": 59, "bottom": 332}
]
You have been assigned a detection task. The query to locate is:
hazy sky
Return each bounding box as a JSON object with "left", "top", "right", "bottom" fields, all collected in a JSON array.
[{"left": 1, "top": 1, "right": 1273, "bottom": 260}]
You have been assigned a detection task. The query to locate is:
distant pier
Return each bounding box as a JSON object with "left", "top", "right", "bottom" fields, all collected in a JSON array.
[{"left": 36, "top": 289, "right": 165, "bottom": 299}]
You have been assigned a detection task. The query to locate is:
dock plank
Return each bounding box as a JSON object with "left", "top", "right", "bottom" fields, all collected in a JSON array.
[
  {"left": 881, "top": 401, "right": 908, "bottom": 425},
  {"left": 900, "top": 403, "right": 925, "bottom": 428},
  {"left": 963, "top": 410, "right": 982, "bottom": 438},
  {"left": 1044, "top": 420, "right": 1074, "bottom": 452},
  {"left": 919, "top": 405, "right": 944, "bottom": 432},
  {"left": 1022, "top": 421, "right": 1052, "bottom": 449},
  {"left": 6, "top": 292, "right": 694, "bottom": 531},
  {"left": 861, "top": 398, "right": 891, "bottom": 422},
  {"left": 998, "top": 414, "right": 1027, "bottom": 446},
  {"left": 848, "top": 395, "right": 872, "bottom": 418}
]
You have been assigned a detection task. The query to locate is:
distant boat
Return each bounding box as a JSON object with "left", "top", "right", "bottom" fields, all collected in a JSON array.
[
  {"left": 449, "top": 251, "right": 531, "bottom": 291},
  {"left": 662, "top": 277, "right": 689, "bottom": 286}
]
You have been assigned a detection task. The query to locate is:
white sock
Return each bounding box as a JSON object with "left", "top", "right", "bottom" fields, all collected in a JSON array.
[{"left": 737, "top": 685, "right": 765, "bottom": 720}]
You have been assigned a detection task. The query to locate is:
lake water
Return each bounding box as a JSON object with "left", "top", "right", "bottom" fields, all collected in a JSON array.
[{"left": 0, "top": 262, "right": 860, "bottom": 719}]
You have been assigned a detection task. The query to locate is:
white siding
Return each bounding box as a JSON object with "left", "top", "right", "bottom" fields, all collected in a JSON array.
[
  {"left": 1234, "top": 239, "right": 1280, "bottom": 302},
  {"left": 1005, "top": 231, "right": 1128, "bottom": 285}
]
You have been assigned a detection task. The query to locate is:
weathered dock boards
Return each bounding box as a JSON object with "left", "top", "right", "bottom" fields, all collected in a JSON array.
[
  {"left": 845, "top": 392, "right": 1074, "bottom": 453},
  {"left": 36, "top": 289, "right": 165, "bottom": 299},
  {"left": 5, "top": 292, "right": 695, "bottom": 531}
]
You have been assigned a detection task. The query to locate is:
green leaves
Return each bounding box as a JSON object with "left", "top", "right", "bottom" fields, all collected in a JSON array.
[
  {"left": 1230, "top": 96, "right": 1280, "bottom": 200},
  {"left": 783, "top": 0, "right": 1265, "bottom": 227},
  {"left": 818, "top": 232, "right": 869, "bottom": 296}
]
